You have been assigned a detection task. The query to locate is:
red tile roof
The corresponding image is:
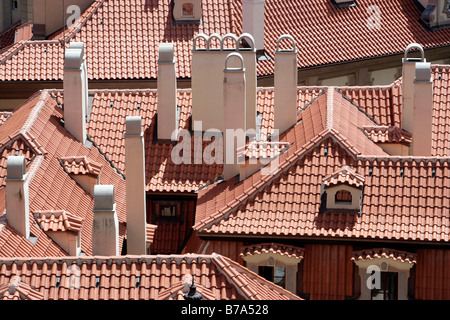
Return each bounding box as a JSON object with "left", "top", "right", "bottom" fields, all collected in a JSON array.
[
  {"left": 0, "top": 21, "right": 33, "bottom": 51},
  {"left": 339, "top": 66, "right": 450, "bottom": 155},
  {"left": 241, "top": 243, "right": 305, "bottom": 261},
  {"left": 352, "top": 248, "right": 417, "bottom": 264},
  {"left": 60, "top": 156, "right": 103, "bottom": 176},
  {"left": 0, "top": 90, "right": 132, "bottom": 257},
  {"left": 323, "top": 166, "right": 365, "bottom": 188},
  {"left": 33, "top": 210, "right": 84, "bottom": 233},
  {"left": 1, "top": 0, "right": 449, "bottom": 81},
  {"left": 0, "top": 275, "right": 44, "bottom": 300},
  {"left": 193, "top": 78, "right": 450, "bottom": 243},
  {"left": 0, "top": 254, "right": 301, "bottom": 300},
  {"left": 362, "top": 126, "right": 412, "bottom": 144}
]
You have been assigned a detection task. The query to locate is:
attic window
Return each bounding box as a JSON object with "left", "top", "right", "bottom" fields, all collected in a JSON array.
[
  {"left": 182, "top": 3, "right": 194, "bottom": 17},
  {"left": 335, "top": 190, "right": 352, "bottom": 203},
  {"left": 258, "top": 266, "right": 286, "bottom": 289},
  {"left": 12, "top": 1, "right": 18, "bottom": 10},
  {"left": 332, "top": 0, "right": 357, "bottom": 8},
  {"left": 153, "top": 200, "right": 182, "bottom": 222}
]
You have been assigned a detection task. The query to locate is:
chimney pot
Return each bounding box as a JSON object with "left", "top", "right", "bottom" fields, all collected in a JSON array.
[
  {"left": 93, "top": 185, "right": 115, "bottom": 212},
  {"left": 159, "top": 43, "right": 175, "bottom": 63},
  {"left": 64, "top": 48, "right": 83, "bottom": 70},
  {"left": 6, "top": 156, "right": 26, "bottom": 181},
  {"left": 415, "top": 62, "right": 432, "bottom": 82},
  {"left": 125, "top": 116, "right": 143, "bottom": 137}
]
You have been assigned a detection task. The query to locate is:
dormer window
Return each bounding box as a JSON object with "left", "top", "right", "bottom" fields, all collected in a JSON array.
[
  {"left": 322, "top": 166, "right": 365, "bottom": 213},
  {"left": 182, "top": 3, "right": 194, "bottom": 18},
  {"left": 173, "top": 0, "right": 202, "bottom": 24},
  {"left": 335, "top": 190, "right": 352, "bottom": 203}
]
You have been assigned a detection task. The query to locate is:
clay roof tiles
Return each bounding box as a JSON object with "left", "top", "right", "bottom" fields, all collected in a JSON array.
[
  {"left": 352, "top": 248, "right": 417, "bottom": 264},
  {"left": 1, "top": 0, "right": 449, "bottom": 81},
  {"left": 0, "top": 254, "right": 301, "bottom": 300},
  {"left": 323, "top": 166, "right": 365, "bottom": 188},
  {"left": 60, "top": 156, "right": 103, "bottom": 176},
  {"left": 241, "top": 243, "right": 305, "bottom": 261},
  {"left": 33, "top": 210, "right": 84, "bottom": 233}
]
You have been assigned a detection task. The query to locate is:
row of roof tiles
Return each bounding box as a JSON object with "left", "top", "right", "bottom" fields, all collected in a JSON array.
[
  {"left": 0, "top": 254, "right": 300, "bottom": 300},
  {"left": 0, "top": 0, "right": 449, "bottom": 81}
]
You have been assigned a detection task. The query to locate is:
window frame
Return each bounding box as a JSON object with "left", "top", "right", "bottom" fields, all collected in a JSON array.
[
  {"left": 153, "top": 200, "right": 182, "bottom": 222},
  {"left": 181, "top": 2, "right": 194, "bottom": 18}
]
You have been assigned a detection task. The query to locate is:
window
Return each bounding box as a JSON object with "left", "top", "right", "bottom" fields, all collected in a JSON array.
[
  {"left": 258, "top": 266, "right": 286, "bottom": 288},
  {"left": 335, "top": 190, "right": 352, "bottom": 203},
  {"left": 153, "top": 201, "right": 181, "bottom": 221},
  {"left": 12, "top": 0, "right": 18, "bottom": 10},
  {"left": 447, "top": 0, "right": 450, "bottom": 15},
  {"left": 371, "top": 272, "right": 398, "bottom": 300},
  {"left": 182, "top": 3, "right": 194, "bottom": 17}
]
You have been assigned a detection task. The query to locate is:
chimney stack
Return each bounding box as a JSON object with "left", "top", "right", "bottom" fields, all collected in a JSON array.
[
  {"left": 242, "top": 0, "right": 266, "bottom": 51},
  {"left": 6, "top": 156, "right": 30, "bottom": 239},
  {"left": 274, "top": 35, "right": 298, "bottom": 135},
  {"left": 125, "top": 116, "right": 148, "bottom": 255},
  {"left": 401, "top": 43, "right": 434, "bottom": 156},
  {"left": 223, "top": 53, "right": 247, "bottom": 180},
  {"left": 64, "top": 42, "right": 88, "bottom": 145},
  {"left": 157, "top": 43, "right": 178, "bottom": 141},
  {"left": 412, "top": 61, "right": 434, "bottom": 156},
  {"left": 92, "top": 185, "right": 119, "bottom": 256}
]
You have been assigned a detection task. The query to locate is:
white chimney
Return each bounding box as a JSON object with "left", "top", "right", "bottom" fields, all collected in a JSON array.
[
  {"left": 401, "top": 43, "right": 434, "bottom": 156},
  {"left": 64, "top": 42, "right": 88, "bottom": 145},
  {"left": 92, "top": 185, "right": 119, "bottom": 256},
  {"left": 6, "top": 156, "right": 30, "bottom": 239},
  {"left": 191, "top": 33, "right": 257, "bottom": 133},
  {"left": 412, "top": 61, "right": 434, "bottom": 156},
  {"left": 157, "top": 43, "right": 178, "bottom": 141},
  {"left": 223, "top": 53, "right": 247, "bottom": 180},
  {"left": 125, "top": 116, "right": 147, "bottom": 255},
  {"left": 242, "top": 0, "right": 266, "bottom": 51},
  {"left": 274, "top": 35, "right": 298, "bottom": 135},
  {"left": 402, "top": 43, "right": 425, "bottom": 134}
]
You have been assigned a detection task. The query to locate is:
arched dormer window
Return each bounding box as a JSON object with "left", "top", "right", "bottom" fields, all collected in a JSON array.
[
  {"left": 322, "top": 166, "right": 365, "bottom": 213},
  {"left": 173, "top": 0, "right": 202, "bottom": 23},
  {"left": 335, "top": 190, "right": 352, "bottom": 203}
]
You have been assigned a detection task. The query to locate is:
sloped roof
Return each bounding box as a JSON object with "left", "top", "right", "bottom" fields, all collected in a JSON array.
[
  {"left": 33, "top": 210, "right": 84, "bottom": 233},
  {"left": 0, "top": 275, "right": 44, "bottom": 300},
  {"left": 352, "top": 248, "right": 417, "bottom": 264},
  {"left": 0, "top": 0, "right": 449, "bottom": 81},
  {"left": 339, "top": 65, "right": 450, "bottom": 155},
  {"left": 0, "top": 254, "right": 301, "bottom": 300},
  {"left": 60, "top": 156, "right": 103, "bottom": 176},
  {"left": 193, "top": 79, "right": 450, "bottom": 243},
  {"left": 0, "top": 90, "right": 132, "bottom": 257},
  {"left": 322, "top": 166, "right": 366, "bottom": 188}
]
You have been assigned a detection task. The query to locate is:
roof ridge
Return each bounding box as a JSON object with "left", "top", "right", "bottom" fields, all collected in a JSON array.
[
  {"left": 62, "top": 0, "right": 106, "bottom": 42},
  {"left": 20, "top": 90, "right": 50, "bottom": 134},
  {"left": 0, "top": 40, "right": 26, "bottom": 64},
  {"left": 326, "top": 87, "right": 335, "bottom": 130}
]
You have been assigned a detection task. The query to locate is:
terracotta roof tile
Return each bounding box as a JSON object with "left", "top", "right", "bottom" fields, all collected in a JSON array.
[
  {"left": 0, "top": 254, "right": 301, "bottom": 300},
  {"left": 241, "top": 243, "right": 305, "bottom": 260},
  {"left": 59, "top": 156, "right": 103, "bottom": 176},
  {"left": 362, "top": 125, "right": 412, "bottom": 144},
  {"left": 323, "top": 166, "right": 365, "bottom": 188},
  {"left": 33, "top": 210, "right": 84, "bottom": 233},
  {"left": 0, "top": 275, "right": 44, "bottom": 300},
  {"left": 352, "top": 248, "right": 417, "bottom": 264},
  {"left": 1, "top": 0, "right": 449, "bottom": 81}
]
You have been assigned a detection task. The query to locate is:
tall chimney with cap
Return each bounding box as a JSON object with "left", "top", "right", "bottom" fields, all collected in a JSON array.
[
  {"left": 64, "top": 42, "right": 88, "bottom": 145},
  {"left": 223, "top": 53, "right": 247, "bottom": 180},
  {"left": 6, "top": 156, "right": 29, "bottom": 239},
  {"left": 242, "top": 0, "right": 266, "bottom": 51},
  {"left": 401, "top": 43, "right": 434, "bottom": 156},
  {"left": 125, "top": 116, "right": 147, "bottom": 255},
  {"left": 92, "top": 185, "right": 119, "bottom": 256},
  {"left": 157, "top": 43, "right": 178, "bottom": 141},
  {"left": 274, "top": 35, "right": 298, "bottom": 135},
  {"left": 411, "top": 61, "right": 433, "bottom": 156}
]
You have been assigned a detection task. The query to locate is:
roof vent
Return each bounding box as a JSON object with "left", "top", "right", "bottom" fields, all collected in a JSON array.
[
  {"left": 331, "top": 0, "right": 357, "bottom": 8},
  {"left": 184, "top": 274, "right": 203, "bottom": 300},
  {"left": 172, "top": 0, "right": 202, "bottom": 24}
]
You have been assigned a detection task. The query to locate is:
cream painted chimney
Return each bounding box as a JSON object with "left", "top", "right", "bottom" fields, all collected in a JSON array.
[
  {"left": 157, "top": 43, "right": 178, "bottom": 141},
  {"left": 6, "top": 156, "right": 30, "bottom": 239},
  {"left": 64, "top": 42, "right": 88, "bottom": 145},
  {"left": 401, "top": 43, "right": 434, "bottom": 156},
  {"left": 242, "top": 0, "right": 266, "bottom": 51},
  {"left": 402, "top": 43, "right": 425, "bottom": 134},
  {"left": 223, "top": 53, "right": 247, "bottom": 180},
  {"left": 92, "top": 185, "right": 119, "bottom": 256},
  {"left": 191, "top": 33, "right": 256, "bottom": 133},
  {"left": 274, "top": 35, "right": 298, "bottom": 135},
  {"left": 125, "top": 116, "right": 147, "bottom": 255},
  {"left": 411, "top": 62, "right": 434, "bottom": 156}
]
